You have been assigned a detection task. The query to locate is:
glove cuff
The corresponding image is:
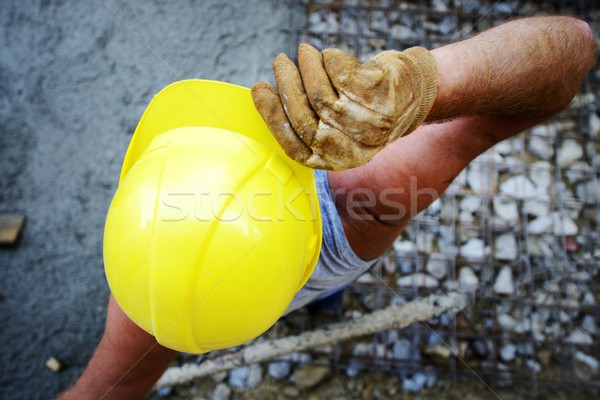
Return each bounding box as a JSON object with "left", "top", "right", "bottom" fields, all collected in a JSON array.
[{"left": 402, "top": 46, "right": 438, "bottom": 135}]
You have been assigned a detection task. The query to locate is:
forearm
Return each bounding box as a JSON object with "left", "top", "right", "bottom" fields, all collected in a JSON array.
[
  {"left": 59, "top": 296, "right": 176, "bottom": 400},
  {"left": 427, "top": 16, "right": 596, "bottom": 123}
]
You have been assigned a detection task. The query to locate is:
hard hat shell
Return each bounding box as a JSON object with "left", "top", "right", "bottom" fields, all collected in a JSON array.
[{"left": 104, "top": 80, "right": 322, "bottom": 353}]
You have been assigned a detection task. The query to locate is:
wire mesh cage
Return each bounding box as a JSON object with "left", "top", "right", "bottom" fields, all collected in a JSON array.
[{"left": 273, "top": 0, "right": 600, "bottom": 393}]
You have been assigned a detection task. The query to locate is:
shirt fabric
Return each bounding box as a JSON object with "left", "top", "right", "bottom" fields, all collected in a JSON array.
[{"left": 286, "top": 169, "right": 379, "bottom": 313}]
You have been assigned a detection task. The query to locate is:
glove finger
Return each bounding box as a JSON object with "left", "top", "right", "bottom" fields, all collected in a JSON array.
[
  {"left": 297, "top": 43, "right": 339, "bottom": 113},
  {"left": 251, "top": 82, "right": 333, "bottom": 170},
  {"left": 273, "top": 53, "right": 319, "bottom": 146},
  {"left": 251, "top": 82, "right": 312, "bottom": 161},
  {"left": 311, "top": 121, "right": 382, "bottom": 170}
]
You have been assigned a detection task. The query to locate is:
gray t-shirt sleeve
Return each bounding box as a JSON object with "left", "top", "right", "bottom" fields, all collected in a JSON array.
[{"left": 286, "top": 169, "right": 379, "bottom": 313}]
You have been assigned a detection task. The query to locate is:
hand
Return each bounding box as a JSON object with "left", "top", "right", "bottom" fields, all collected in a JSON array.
[{"left": 251, "top": 43, "right": 438, "bottom": 170}]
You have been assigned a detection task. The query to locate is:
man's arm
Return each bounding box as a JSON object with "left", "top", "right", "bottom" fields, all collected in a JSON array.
[
  {"left": 58, "top": 296, "right": 176, "bottom": 399},
  {"left": 332, "top": 16, "right": 596, "bottom": 260},
  {"left": 428, "top": 16, "right": 595, "bottom": 124}
]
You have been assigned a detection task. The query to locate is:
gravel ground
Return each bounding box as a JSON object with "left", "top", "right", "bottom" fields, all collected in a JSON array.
[
  {"left": 151, "top": 369, "right": 600, "bottom": 400},
  {"left": 0, "top": 1, "right": 300, "bottom": 398}
]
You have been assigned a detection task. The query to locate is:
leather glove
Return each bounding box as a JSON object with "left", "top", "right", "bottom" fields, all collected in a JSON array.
[{"left": 251, "top": 43, "right": 438, "bottom": 170}]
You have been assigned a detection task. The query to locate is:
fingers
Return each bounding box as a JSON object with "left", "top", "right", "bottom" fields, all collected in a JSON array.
[
  {"left": 251, "top": 82, "right": 312, "bottom": 162},
  {"left": 297, "top": 44, "right": 392, "bottom": 146},
  {"left": 311, "top": 121, "right": 382, "bottom": 170},
  {"left": 251, "top": 82, "right": 333, "bottom": 170},
  {"left": 273, "top": 53, "right": 319, "bottom": 146},
  {"left": 253, "top": 44, "right": 437, "bottom": 171},
  {"left": 297, "top": 43, "right": 338, "bottom": 112}
]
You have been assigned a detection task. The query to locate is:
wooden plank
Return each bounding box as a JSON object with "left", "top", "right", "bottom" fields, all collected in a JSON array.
[{"left": 0, "top": 215, "right": 25, "bottom": 244}]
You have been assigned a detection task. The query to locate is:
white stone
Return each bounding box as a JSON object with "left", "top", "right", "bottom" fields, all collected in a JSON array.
[
  {"left": 558, "top": 139, "right": 583, "bottom": 168},
  {"left": 467, "top": 165, "right": 496, "bottom": 193},
  {"left": 345, "top": 359, "right": 364, "bottom": 378},
  {"left": 523, "top": 196, "right": 551, "bottom": 217},
  {"left": 432, "top": 0, "right": 448, "bottom": 11},
  {"left": 529, "top": 236, "right": 553, "bottom": 258},
  {"left": 229, "top": 367, "right": 249, "bottom": 388},
  {"left": 392, "top": 339, "right": 417, "bottom": 360},
  {"left": 369, "top": 11, "right": 388, "bottom": 33},
  {"left": 426, "top": 253, "right": 449, "bottom": 279},
  {"left": 590, "top": 112, "right": 600, "bottom": 137},
  {"left": 499, "top": 343, "right": 517, "bottom": 362},
  {"left": 325, "top": 13, "right": 339, "bottom": 32},
  {"left": 403, "top": 372, "right": 427, "bottom": 393},
  {"left": 460, "top": 238, "right": 485, "bottom": 259},
  {"left": 528, "top": 215, "right": 553, "bottom": 234},
  {"left": 353, "top": 343, "right": 372, "bottom": 357},
  {"left": 268, "top": 361, "right": 291, "bottom": 380},
  {"left": 418, "top": 232, "right": 435, "bottom": 253},
  {"left": 530, "top": 125, "right": 557, "bottom": 137},
  {"left": 340, "top": 15, "right": 358, "bottom": 34},
  {"left": 390, "top": 24, "right": 417, "bottom": 39},
  {"left": 565, "top": 161, "right": 591, "bottom": 183},
  {"left": 493, "top": 196, "right": 519, "bottom": 223},
  {"left": 438, "top": 225, "right": 455, "bottom": 247},
  {"left": 396, "top": 273, "right": 439, "bottom": 288},
  {"left": 577, "top": 180, "right": 600, "bottom": 203},
  {"left": 498, "top": 313, "right": 517, "bottom": 331},
  {"left": 246, "top": 364, "right": 262, "bottom": 388},
  {"left": 494, "top": 141, "right": 513, "bottom": 155},
  {"left": 559, "top": 310, "right": 572, "bottom": 324},
  {"left": 551, "top": 212, "right": 578, "bottom": 235},
  {"left": 459, "top": 210, "right": 474, "bottom": 223},
  {"left": 569, "top": 92, "right": 596, "bottom": 108},
  {"left": 566, "top": 328, "right": 593, "bottom": 345},
  {"left": 308, "top": 12, "right": 322, "bottom": 26},
  {"left": 574, "top": 351, "right": 599, "bottom": 374},
  {"left": 428, "top": 198, "right": 441, "bottom": 215},
  {"left": 494, "top": 266, "right": 515, "bottom": 295},
  {"left": 503, "top": 155, "right": 521, "bottom": 168},
  {"left": 564, "top": 200, "right": 583, "bottom": 220},
  {"left": 458, "top": 267, "right": 479, "bottom": 292},
  {"left": 526, "top": 359, "right": 542, "bottom": 374},
  {"left": 212, "top": 383, "right": 232, "bottom": 400},
  {"left": 394, "top": 240, "right": 416, "bottom": 254},
  {"left": 356, "top": 274, "right": 375, "bottom": 284},
  {"left": 582, "top": 291, "right": 596, "bottom": 306},
  {"left": 473, "top": 151, "right": 504, "bottom": 165},
  {"left": 500, "top": 176, "right": 536, "bottom": 199},
  {"left": 440, "top": 201, "right": 457, "bottom": 221},
  {"left": 528, "top": 136, "right": 554, "bottom": 160},
  {"left": 460, "top": 195, "right": 482, "bottom": 213},
  {"left": 582, "top": 315, "right": 597, "bottom": 335},
  {"left": 529, "top": 161, "right": 552, "bottom": 188},
  {"left": 494, "top": 233, "right": 518, "bottom": 261}
]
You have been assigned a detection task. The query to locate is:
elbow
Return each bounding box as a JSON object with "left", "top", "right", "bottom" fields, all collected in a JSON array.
[{"left": 573, "top": 18, "right": 596, "bottom": 74}]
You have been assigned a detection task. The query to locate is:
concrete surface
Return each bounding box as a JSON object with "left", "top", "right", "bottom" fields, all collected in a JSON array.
[{"left": 0, "top": 1, "right": 303, "bottom": 398}]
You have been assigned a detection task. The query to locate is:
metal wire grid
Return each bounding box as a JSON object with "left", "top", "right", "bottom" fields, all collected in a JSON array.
[{"left": 278, "top": 0, "right": 600, "bottom": 392}]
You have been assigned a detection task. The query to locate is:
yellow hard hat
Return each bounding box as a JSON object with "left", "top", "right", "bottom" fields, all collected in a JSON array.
[{"left": 104, "top": 79, "right": 322, "bottom": 353}]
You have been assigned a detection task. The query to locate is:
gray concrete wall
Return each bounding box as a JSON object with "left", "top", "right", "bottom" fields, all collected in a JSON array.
[{"left": 0, "top": 1, "right": 303, "bottom": 398}]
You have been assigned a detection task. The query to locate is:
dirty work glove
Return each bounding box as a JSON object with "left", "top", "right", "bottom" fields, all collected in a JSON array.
[{"left": 251, "top": 43, "right": 438, "bottom": 170}]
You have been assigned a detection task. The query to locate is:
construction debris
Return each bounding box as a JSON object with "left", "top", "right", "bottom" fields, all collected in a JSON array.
[{"left": 155, "top": 292, "right": 468, "bottom": 388}]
